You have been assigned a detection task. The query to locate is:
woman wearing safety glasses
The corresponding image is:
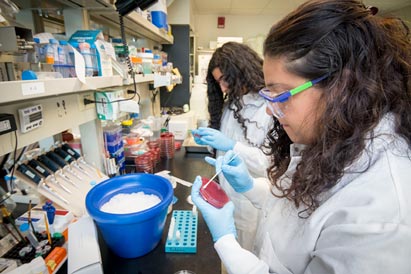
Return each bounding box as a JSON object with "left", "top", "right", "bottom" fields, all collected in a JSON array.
[
  {"left": 191, "top": 0, "right": 411, "bottom": 273},
  {"left": 191, "top": 42, "right": 274, "bottom": 252}
]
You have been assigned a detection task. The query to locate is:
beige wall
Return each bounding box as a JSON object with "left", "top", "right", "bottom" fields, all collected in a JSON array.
[
  {"left": 193, "top": 5, "right": 411, "bottom": 53},
  {"left": 194, "top": 14, "right": 279, "bottom": 50},
  {"left": 168, "top": 0, "right": 191, "bottom": 25},
  {"left": 391, "top": 5, "right": 411, "bottom": 25}
]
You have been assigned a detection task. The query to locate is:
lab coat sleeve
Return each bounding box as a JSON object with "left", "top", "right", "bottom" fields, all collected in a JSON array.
[
  {"left": 243, "top": 177, "right": 271, "bottom": 209},
  {"left": 215, "top": 234, "right": 272, "bottom": 274},
  {"left": 304, "top": 222, "right": 411, "bottom": 274},
  {"left": 233, "top": 141, "right": 270, "bottom": 177}
]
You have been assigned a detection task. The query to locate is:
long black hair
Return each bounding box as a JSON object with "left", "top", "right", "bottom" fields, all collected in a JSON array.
[
  {"left": 264, "top": 0, "right": 411, "bottom": 216},
  {"left": 206, "top": 42, "right": 266, "bottom": 145}
]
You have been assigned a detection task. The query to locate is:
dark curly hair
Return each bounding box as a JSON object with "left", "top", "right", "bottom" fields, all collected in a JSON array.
[
  {"left": 206, "top": 42, "right": 266, "bottom": 146},
  {"left": 263, "top": 0, "right": 411, "bottom": 217}
]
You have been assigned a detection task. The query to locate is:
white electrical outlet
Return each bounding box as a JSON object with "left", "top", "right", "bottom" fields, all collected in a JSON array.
[{"left": 77, "top": 92, "right": 95, "bottom": 111}]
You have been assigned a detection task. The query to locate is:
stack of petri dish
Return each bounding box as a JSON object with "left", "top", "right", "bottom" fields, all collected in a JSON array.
[
  {"left": 147, "top": 140, "right": 161, "bottom": 164},
  {"left": 159, "top": 132, "right": 175, "bottom": 159},
  {"left": 134, "top": 153, "right": 153, "bottom": 173}
]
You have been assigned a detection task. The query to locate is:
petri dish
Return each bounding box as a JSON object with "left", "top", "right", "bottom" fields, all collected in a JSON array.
[{"left": 199, "top": 177, "right": 229, "bottom": 208}]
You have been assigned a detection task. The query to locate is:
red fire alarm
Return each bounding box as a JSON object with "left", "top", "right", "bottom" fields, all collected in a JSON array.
[{"left": 218, "top": 16, "right": 225, "bottom": 29}]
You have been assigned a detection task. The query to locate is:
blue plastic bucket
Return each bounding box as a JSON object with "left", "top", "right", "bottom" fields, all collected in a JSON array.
[{"left": 85, "top": 173, "right": 173, "bottom": 258}]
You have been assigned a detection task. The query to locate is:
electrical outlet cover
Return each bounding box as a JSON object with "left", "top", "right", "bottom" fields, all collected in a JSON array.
[{"left": 77, "top": 92, "right": 94, "bottom": 111}]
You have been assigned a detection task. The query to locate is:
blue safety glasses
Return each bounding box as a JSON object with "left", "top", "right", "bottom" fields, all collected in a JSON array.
[{"left": 259, "top": 74, "right": 329, "bottom": 118}]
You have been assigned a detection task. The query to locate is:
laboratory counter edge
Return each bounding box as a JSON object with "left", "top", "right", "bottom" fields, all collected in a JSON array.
[{"left": 58, "top": 148, "right": 221, "bottom": 274}]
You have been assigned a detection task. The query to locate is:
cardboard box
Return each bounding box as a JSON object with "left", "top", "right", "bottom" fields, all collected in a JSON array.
[
  {"left": 69, "top": 30, "right": 114, "bottom": 77},
  {"left": 95, "top": 89, "right": 124, "bottom": 120}
]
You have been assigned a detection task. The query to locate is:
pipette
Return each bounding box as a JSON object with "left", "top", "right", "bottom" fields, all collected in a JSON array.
[
  {"left": 54, "top": 147, "right": 91, "bottom": 177},
  {"left": 46, "top": 151, "right": 83, "bottom": 181},
  {"left": 61, "top": 143, "right": 81, "bottom": 159},
  {"left": 28, "top": 159, "right": 72, "bottom": 194},
  {"left": 37, "top": 155, "right": 79, "bottom": 188},
  {"left": 61, "top": 143, "right": 103, "bottom": 177},
  {"left": 202, "top": 153, "right": 239, "bottom": 190},
  {"left": 16, "top": 164, "right": 69, "bottom": 204}
]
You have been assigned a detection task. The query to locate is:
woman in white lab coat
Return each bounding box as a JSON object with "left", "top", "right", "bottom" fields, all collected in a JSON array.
[
  {"left": 192, "top": 42, "right": 273, "bottom": 250},
  {"left": 191, "top": 0, "right": 411, "bottom": 273}
]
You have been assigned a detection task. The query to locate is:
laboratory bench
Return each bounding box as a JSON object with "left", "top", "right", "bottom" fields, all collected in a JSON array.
[{"left": 52, "top": 148, "right": 220, "bottom": 274}]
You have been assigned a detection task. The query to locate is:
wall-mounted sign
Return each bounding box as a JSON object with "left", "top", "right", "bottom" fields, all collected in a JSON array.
[{"left": 218, "top": 16, "right": 225, "bottom": 28}]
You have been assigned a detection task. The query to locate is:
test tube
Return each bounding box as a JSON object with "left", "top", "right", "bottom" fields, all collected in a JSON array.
[{"left": 19, "top": 223, "right": 40, "bottom": 249}]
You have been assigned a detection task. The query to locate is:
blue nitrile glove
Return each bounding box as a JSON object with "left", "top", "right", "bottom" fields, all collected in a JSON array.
[
  {"left": 216, "top": 150, "right": 254, "bottom": 193},
  {"left": 191, "top": 129, "right": 207, "bottom": 146},
  {"left": 191, "top": 127, "right": 235, "bottom": 151},
  {"left": 191, "top": 176, "right": 237, "bottom": 242}
]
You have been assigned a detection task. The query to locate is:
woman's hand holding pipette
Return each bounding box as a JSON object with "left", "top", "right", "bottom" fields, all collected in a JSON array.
[
  {"left": 213, "top": 150, "right": 254, "bottom": 193},
  {"left": 191, "top": 176, "right": 237, "bottom": 242}
]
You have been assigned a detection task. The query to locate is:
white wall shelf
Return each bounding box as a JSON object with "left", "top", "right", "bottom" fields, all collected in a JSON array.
[
  {"left": 0, "top": 74, "right": 161, "bottom": 105},
  {"left": 91, "top": 10, "right": 173, "bottom": 44},
  {"left": 0, "top": 76, "right": 122, "bottom": 104},
  {"left": 123, "top": 74, "right": 154, "bottom": 85}
]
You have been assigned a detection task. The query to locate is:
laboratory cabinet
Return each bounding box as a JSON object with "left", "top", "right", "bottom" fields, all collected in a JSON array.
[
  {"left": 161, "top": 24, "right": 191, "bottom": 108},
  {"left": 0, "top": 0, "right": 174, "bottom": 167},
  {"left": 0, "top": 76, "right": 156, "bottom": 169}
]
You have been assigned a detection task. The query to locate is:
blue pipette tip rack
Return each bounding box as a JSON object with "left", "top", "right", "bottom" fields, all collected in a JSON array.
[{"left": 165, "top": 210, "right": 197, "bottom": 253}]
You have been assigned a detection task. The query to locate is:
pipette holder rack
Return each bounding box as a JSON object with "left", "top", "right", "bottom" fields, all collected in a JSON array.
[{"left": 165, "top": 210, "right": 197, "bottom": 253}]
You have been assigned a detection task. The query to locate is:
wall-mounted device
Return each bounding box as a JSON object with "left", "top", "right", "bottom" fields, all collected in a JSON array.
[
  {"left": 18, "top": 105, "right": 43, "bottom": 133},
  {"left": 0, "top": 113, "right": 17, "bottom": 135}
]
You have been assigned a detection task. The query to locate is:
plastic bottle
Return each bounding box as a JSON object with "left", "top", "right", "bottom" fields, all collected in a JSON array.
[
  {"left": 161, "top": 50, "right": 168, "bottom": 66},
  {"left": 49, "top": 39, "right": 60, "bottom": 64},
  {"left": 139, "top": 50, "right": 153, "bottom": 74},
  {"left": 42, "top": 200, "right": 56, "bottom": 225},
  {"left": 57, "top": 45, "right": 66, "bottom": 66},
  {"left": 112, "top": 38, "right": 126, "bottom": 63},
  {"left": 59, "top": 40, "right": 75, "bottom": 78},
  {"left": 78, "top": 42, "right": 94, "bottom": 77},
  {"left": 51, "top": 40, "right": 67, "bottom": 77},
  {"left": 45, "top": 41, "right": 55, "bottom": 65},
  {"left": 32, "top": 38, "right": 44, "bottom": 63},
  {"left": 129, "top": 46, "right": 142, "bottom": 74},
  {"left": 152, "top": 46, "right": 162, "bottom": 73}
]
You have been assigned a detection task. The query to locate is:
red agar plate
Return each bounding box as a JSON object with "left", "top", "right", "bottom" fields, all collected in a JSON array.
[{"left": 199, "top": 177, "right": 230, "bottom": 208}]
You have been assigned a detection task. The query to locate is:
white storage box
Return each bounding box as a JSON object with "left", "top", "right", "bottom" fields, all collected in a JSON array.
[{"left": 168, "top": 120, "right": 188, "bottom": 140}]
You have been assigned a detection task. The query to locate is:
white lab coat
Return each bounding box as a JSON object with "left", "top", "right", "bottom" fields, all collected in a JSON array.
[
  {"left": 217, "top": 92, "right": 273, "bottom": 250},
  {"left": 215, "top": 114, "right": 411, "bottom": 274}
]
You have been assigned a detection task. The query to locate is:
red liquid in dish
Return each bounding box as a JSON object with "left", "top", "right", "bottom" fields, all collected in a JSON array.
[{"left": 200, "top": 177, "right": 230, "bottom": 208}]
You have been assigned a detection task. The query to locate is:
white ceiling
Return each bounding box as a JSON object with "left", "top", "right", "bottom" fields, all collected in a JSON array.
[{"left": 192, "top": 0, "right": 411, "bottom": 16}]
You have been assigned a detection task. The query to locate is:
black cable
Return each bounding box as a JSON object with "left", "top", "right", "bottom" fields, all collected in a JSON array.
[
  {"left": 9, "top": 131, "right": 18, "bottom": 193},
  {"left": 119, "top": 14, "right": 133, "bottom": 74},
  {"left": 161, "top": 86, "right": 176, "bottom": 108},
  {"left": 84, "top": 14, "right": 140, "bottom": 105},
  {"left": 84, "top": 74, "right": 140, "bottom": 105}
]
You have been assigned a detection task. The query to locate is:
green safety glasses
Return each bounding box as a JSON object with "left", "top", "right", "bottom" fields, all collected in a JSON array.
[{"left": 259, "top": 74, "right": 329, "bottom": 118}]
